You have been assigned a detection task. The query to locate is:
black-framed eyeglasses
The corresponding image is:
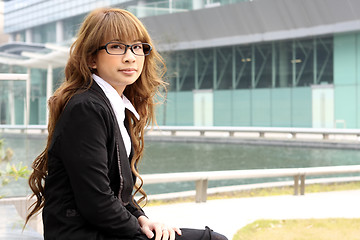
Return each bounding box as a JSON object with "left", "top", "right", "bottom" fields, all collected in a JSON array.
[{"left": 98, "top": 42, "right": 152, "bottom": 56}]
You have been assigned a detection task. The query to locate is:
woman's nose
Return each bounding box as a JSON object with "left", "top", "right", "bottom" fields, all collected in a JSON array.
[{"left": 123, "top": 48, "right": 136, "bottom": 62}]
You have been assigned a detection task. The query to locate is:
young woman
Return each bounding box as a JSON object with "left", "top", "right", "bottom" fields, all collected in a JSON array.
[{"left": 26, "top": 8, "right": 227, "bottom": 240}]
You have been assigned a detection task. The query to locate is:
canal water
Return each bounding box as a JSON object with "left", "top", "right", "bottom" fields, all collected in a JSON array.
[{"left": 1, "top": 133, "right": 360, "bottom": 197}]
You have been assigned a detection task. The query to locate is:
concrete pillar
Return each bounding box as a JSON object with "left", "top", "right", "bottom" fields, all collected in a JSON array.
[
  {"left": 8, "top": 80, "right": 14, "bottom": 125},
  {"left": 137, "top": 0, "right": 146, "bottom": 18},
  {"left": 195, "top": 179, "right": 208, "bottom": 203},
  {"left": 56, "top": 20, "right": 64, "bottom": 44},
  {"left": 25, "top": 29, "right": 32, "bottom": 43},
  {"left": 8, "top": 33, "right": 15, "bottom": 42},
  {"left": 169, "top": 0, "right": 173, "bottom": 13},
  {"left": 25, "top": 68, "right": 31, "bottom": 126},
  {"left": 193, "top": 0, "right": 203, "bottom": 10},
  {"left": 46, "top": 64, "right": 53, "bottom": 125},
  {"left": 8, "top": 66, "right": 15, "bottom": 125}
]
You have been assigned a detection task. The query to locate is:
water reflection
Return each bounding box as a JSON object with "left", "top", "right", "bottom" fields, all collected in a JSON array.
[
  {"left": 1, "top": 132, "right": 360, "bottom": 196},
  {"left": 141, "top": 141, "right": 360, "bottom": 173},
  {"left": 141, "top": 141, "right": 360, "bottom": 194}
]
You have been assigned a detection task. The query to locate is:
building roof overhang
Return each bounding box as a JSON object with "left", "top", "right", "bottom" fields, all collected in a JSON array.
[
  {"left": 142, "top": 0, "right": 360, "bottom": 52},
  {"left": 0, "top": 42, "right": 69, "bottom": 69}
]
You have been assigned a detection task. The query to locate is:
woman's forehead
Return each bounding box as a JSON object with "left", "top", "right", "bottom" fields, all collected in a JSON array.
[
  {"left": 103, "top": 32, "right": 143, "bottom": 43},
  {"left": 101, "top": 38, "right": 142, "bottom": 45}
]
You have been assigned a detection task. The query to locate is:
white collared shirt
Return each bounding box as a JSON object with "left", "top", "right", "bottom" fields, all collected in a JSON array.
[{"left": 92, "top": 74, "right": 140, "bottom": 157}]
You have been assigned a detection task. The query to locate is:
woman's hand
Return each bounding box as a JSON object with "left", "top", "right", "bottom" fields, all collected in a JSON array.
[{"left": 138, "top": 216, "right": 182, "bottom": 240}]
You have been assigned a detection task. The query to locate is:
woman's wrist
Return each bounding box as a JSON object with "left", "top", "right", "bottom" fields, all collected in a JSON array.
[{"left": 138, "top": 215, "right": 149, "bottom": 227}]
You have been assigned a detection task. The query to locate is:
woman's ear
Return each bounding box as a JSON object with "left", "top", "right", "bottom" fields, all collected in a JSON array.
[{"left": 88, "top": 56, "right": 97, "bottom": 69}]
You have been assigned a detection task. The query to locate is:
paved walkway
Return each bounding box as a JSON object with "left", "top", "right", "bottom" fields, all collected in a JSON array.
[
  {"left": 1, "top": 190, "right": 360, "bottom": 239},
  {"left": 0, "top": 204, "right": 43, "bottom": 240},
  {"left": 144, "top": 190, "right": 360, "bottom": 239}
]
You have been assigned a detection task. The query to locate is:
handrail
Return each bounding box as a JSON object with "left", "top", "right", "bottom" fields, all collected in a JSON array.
[
  {"left": 0, "top": 124, "right": 47, "bottom": 129},
  {"left": 0, "top": 124, "right": 47, "bottom": 133},
  {"left": 147, "top": 125, "right": 360, "bottom": 140},
  {"left": 2, "top": 124, "right": 360, "bottom": 140},
  {"left": 142, "top": 165, "right": 360, "bottom": 202}
]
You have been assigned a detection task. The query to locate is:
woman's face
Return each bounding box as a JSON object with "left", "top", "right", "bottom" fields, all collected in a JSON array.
[{"left": 91, "top": 39, "right": 145, "bottom": 95}]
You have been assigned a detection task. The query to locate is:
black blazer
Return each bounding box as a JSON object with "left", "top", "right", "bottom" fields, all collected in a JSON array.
[{"left": 43, "top": 81, "right": 145, "bottom": 240}]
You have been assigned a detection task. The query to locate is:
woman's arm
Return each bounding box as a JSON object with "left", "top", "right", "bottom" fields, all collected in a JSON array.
[{"left": 125, "top": 199, "right": 146, "bottom": 219}]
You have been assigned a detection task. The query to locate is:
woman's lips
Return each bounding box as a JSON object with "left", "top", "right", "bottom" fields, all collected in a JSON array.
[{"left": 119, "top": 68, "right": 136, "bottom": 74}]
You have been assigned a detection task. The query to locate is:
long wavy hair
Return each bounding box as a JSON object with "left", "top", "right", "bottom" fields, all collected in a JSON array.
[{"left": 26, "top": 8, "right": 166, "bottom": 225}]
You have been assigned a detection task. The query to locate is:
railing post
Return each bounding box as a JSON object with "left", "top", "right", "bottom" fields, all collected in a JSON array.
[
  {"left": 300, "top": 175, "right": 305, "bottom": 195},
  {"left": 195, "top": 179, "right": 208, "bottom": 203},
  {"left": 293, "top": 175, "right": 299, "bottom": 195}
]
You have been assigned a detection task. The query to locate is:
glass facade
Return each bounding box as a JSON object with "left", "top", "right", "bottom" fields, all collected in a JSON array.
[
  {"left": 0, "top": 30, "right": 353, "bottom": 128},
  {"left": 156, "top": 82, "right": 313, "bottom": 127},
  {"left": 32, "top": 22, "right": 56, "bottom": 43},
  {"left": 0, "top": 67, "right": 63, "bottom": 125},
  {"left": 165, "top": 36, "right": 333, "bottom": 92},
  {"left": 156, "top": 35, "right": 339, "bottom": 127},
  {"left": 63, "top": 14, "right": 87, "bottom": 43}
]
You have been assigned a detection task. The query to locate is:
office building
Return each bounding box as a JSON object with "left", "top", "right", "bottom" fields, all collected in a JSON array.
[{"left": 0, "top": 0, "right": 359, "bottom": 128}]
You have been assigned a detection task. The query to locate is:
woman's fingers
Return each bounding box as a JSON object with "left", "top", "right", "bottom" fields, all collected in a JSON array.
[
  {"left": 168, "top": 228, "right": 176, "bottom": 240},
  {"left": 174, "top": 227, "right": 182, "bottom": 236},
  {"left": 154, "top": 224, "right": 163, "bottom": 240},
  {"left": 163, "top": 227, "right": 181, "bottom": 240},
  {"left": 161, "top": 228, "right": 169, "bottom": 240},
  {"left": 141, "top": 225, "right": 154, "bottom": 239}
]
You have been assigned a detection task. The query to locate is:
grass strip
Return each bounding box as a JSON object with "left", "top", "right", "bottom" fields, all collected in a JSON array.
[{"left": 233, "top": 218, "right": 360, "bottom": 240}]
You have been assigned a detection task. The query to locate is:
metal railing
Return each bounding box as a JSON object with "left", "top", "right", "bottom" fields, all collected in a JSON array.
[
  {"left": 147, "top": 126, "right": 360, "bottom": 140},
  {"left": 142, "top": 165, "right": 360, "bottom": 202},
  {"left": 2, "top": 125, "right": 360, "bottom": 141},
  {"left": 0, "top": 124, "right": 47, "bottom": 133}
]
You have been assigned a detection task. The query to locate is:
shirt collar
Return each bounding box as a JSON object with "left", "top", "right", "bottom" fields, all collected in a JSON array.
[{"left": 92, "top": 74, "right": 140, "bottom": 120}]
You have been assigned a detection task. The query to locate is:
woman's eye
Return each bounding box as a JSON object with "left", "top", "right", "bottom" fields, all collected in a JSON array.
[
  {"left": 111, "top": 44, "right": 122, "bottom": 49},
  {"left": 133, "top": 44, "right": 142, "bottom": 50}
]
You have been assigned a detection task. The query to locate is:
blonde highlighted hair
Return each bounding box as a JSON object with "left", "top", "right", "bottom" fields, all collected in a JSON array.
[{"left": 26, "top": 8, "right": 166, "bottom": 224}]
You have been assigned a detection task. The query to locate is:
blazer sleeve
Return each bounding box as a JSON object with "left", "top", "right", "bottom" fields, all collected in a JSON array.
[
  {"left": 126, "top": 198, "right": 146, "bottom": 219},
  {"left": 58, "top": 99, "right": 142, "bottom": 238}
]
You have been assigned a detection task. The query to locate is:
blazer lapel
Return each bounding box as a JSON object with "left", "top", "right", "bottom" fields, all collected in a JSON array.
[{"left": 90, "top": 81, "right": 134, "bottom": 205}]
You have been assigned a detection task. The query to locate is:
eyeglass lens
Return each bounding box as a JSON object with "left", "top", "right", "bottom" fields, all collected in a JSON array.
[{"left": 106, "top": 42, "right": 151, "bottom": 56}]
